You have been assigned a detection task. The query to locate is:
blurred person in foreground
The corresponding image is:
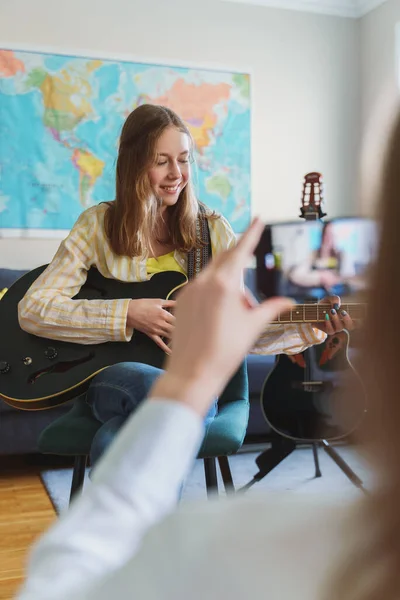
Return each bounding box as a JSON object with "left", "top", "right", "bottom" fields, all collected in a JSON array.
[{"left": 17, "top": 109, "right": 400, "bottom": 598}]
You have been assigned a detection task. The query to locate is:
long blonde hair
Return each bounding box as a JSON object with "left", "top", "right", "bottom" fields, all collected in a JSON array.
[
  {"left": 104, "top": 104, "right": 206, "bottom": 257},
  {"left": 330, "top": 109, "right": 400, "bottom": 600}
]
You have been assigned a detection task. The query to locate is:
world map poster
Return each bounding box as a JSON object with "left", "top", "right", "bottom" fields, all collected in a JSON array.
[{"left": 0, "top": 48, "right": 251, "bottom": 234}]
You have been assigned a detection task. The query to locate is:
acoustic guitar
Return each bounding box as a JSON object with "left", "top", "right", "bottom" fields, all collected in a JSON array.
[
  {"left": 260, "top": 325, "right": 367, "bottom": 443},
  {"left": 260, "top": 173, "right": 367, "bottom": 443},
  {"left": 0, "top": 266, "right": 187, "bottom": 410}
]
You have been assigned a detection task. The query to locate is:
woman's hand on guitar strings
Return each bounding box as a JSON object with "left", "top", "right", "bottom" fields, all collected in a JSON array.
[
  {"left": 150, "top": 218, "right": 294, "bottom": 417},
  {"left": 127, "top": 298, "right": 176, "bottom": 354},
  {"left": 313, "top": 295, "right": 355, "bottom": 335}
]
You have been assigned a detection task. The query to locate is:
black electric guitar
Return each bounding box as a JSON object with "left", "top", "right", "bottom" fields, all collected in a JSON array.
[
  {"left": 261, "top": 173, "right": 367, "bottom": 442},
  {"left": 0, "top": 266, "right": 187, "bottom": 411}
]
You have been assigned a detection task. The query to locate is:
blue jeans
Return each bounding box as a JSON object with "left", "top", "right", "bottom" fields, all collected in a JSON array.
[{"left": 86, "top": 362, "right": 218, "bottom": 467}]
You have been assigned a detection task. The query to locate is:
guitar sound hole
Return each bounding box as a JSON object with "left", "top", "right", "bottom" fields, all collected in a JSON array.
[{"left": 28, "top": 352, "right": 95, "bottom": 384}]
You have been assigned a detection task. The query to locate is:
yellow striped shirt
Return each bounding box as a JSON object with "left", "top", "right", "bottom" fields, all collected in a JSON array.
[{"left": 18, "top": 202, "right": 326, "bottom": 354}]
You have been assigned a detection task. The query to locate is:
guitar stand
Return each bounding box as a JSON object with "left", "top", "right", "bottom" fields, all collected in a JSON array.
[
  {"left": 238, "top": 437, "right": 367, "bottom": 495},
  {"left": 320, "top": 439, "right": 366, "bottom": 493}
]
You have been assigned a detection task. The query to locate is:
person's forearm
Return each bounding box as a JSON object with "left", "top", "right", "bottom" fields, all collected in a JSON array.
[
  {"left": 18, "top": 400, "right": 203, "bottom": 600},
  {"left": 18, "top": 208, "right": 133, "bottom": 344},
  {"left": 251, "top": 323, "right": 326, "bottom": 355},
  {"left": 288, "top": 264, "right": 322, "bottom": 287},
  {"left": 19, "top": 292, "right": 131, "bottom": 344}
]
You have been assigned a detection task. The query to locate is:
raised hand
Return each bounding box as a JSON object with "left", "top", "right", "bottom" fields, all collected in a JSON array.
[{"left": 151, "top": 218, "right": 294, "bottom": 416}]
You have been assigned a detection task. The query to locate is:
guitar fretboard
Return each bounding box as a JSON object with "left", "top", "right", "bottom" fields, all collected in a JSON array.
[{"left": 271, "top": 302, "right": 366, "bottom": 324}]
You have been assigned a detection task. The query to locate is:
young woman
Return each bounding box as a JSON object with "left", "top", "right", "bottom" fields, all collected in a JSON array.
[{"left": 18, "top": 104, "right": 349, "bottom": 465}]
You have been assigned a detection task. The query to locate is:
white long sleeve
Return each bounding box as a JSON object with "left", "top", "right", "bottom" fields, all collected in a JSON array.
[
  {"left": 18, "top": 398, "right": 364, "bottom": 600},
  {"left": 17, "top": 399, "right": 204, "bottom": 600}
]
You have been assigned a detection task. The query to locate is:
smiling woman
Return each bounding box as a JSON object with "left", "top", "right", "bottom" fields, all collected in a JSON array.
[
  {"left": 147, "top": 129, "right": 193, "bottom": 252},
  {"left": 103, "top": 105, "right": 203, "bottom": 261},
  {"left": 16, "top": 103, "right": 237, "bottom": 468},
  {"left": 16, "top": 103, "right": 349, "bottom": 474},
  {"left": 149, "top": 135, "right": 191, "bottom": 204}
]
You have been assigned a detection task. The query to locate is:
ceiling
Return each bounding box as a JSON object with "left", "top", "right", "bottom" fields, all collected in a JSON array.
[{"left": 220, "top": 0, "right": 388, "bottom": 17}]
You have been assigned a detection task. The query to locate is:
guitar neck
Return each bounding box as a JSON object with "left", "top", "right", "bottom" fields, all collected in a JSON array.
[{"left": 271, "top": 302, "right": 366, "bottom": 324}]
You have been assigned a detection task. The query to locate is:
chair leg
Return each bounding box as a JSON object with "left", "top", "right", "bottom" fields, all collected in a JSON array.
[
  {"left": 203, "top": 457, "right": 218, "bottom": 498},
  {"left": 218, "top": 456, "right": 235, "bottom": 494},
  {"left": 70, "top": 455, "right": 88, "bottom": 504},
  {"left": 312, "top": 443, "right": 322, "bottom": 478}
]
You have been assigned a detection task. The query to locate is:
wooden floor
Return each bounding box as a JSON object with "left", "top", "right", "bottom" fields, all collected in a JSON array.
[{"left": 0, "top": 457, "right": 57, "bottom": 600}]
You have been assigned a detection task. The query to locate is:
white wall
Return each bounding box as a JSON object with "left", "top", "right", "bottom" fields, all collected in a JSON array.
[
  {"left": 0, "top": 0, "right": 360, "bottom": 268},
  {"left": 359, "top": 0, "right": 400, "bottom": 215}
]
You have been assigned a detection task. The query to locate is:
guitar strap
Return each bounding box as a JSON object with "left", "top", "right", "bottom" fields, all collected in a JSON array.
[{"left": 186, "top": 205, "right": 212, "bottom": 280}]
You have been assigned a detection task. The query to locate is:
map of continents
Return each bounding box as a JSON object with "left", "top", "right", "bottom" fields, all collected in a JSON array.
[{"left": 0, "top": 49, "right": 251, "bottom": 233}]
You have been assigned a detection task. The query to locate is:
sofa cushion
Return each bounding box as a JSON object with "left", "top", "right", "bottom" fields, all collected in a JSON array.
[
  {"left": 0, "top": 268, "right": 29, "bottom": 289},
  {"left": 247, "top": 354, "right": 276, "bottom": 396}
]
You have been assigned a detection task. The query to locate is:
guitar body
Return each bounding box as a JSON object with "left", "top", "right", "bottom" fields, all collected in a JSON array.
[
  {"left": 0, "top": 267, "right": 187, "bottom": 410},
  {"left": 261, "top": 331, "right": 367, "bottom": 442}
]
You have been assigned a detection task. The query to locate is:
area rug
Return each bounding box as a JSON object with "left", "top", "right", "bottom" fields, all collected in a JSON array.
[{"left": 41, "top": 445, "right": 374, "bottom": 514}]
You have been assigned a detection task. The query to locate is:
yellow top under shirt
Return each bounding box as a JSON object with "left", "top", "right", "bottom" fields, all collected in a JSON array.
[
  {"left": 146, "top": 252, "right": 186, "bottom": 277},
  {"left": 18, "top": 202, "right": 326, "bottom": 354}
]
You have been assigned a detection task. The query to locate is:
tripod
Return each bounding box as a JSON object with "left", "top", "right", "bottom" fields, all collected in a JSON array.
[
  {"left": 238, "top": 436, "right": 367, "bottom": 495},
  {"left": 241, "top": 180, "right": 368, "bottom": 496}
]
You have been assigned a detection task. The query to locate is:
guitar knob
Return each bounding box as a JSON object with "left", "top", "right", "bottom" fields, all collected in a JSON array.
[
  {"left": 0, "top": 361, "right": 10, "bottom": 374},
  {"left": 44, "top": 346, "right": 58, "bottom": 360}
]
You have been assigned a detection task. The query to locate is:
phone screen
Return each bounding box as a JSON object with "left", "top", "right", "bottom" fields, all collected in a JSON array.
[{"left": 254, "top": 218, "right": 377, "bottom": 303}]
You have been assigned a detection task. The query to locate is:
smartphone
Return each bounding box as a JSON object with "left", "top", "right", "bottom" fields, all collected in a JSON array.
[{"left": 254, "top": 218, "right": 376, "bottom": 303}]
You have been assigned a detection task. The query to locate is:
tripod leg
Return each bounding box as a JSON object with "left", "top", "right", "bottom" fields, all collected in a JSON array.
[
  {"left": 321, "top": 440, "right": 367, "bottom": 494},
  {"left": 312, "top": 443, "right": 322, "bottom": 478},
  {"left": 238, "top": 438, "right": 296, "bottom": 493}
]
